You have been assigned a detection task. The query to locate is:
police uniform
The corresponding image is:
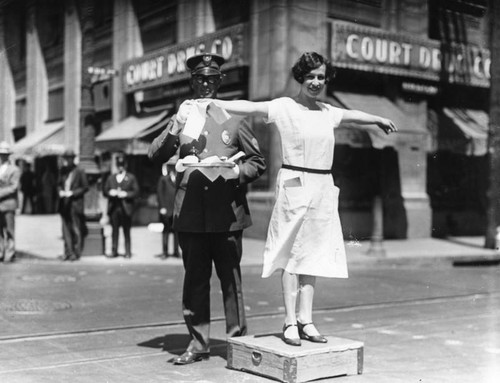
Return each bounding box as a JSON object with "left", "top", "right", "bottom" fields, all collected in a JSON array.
[{"left": 149, "top": 53, "right": 266, "bottom": 363}]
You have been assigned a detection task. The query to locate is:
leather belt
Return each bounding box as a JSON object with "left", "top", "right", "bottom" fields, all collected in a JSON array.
[{"left": 282, "top": 164, "right": 331, "bottom": 174}]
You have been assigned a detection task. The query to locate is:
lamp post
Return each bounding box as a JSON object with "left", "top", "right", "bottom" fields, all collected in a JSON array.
[{"left": 484, "top": 0, "right": 500, "bottom": 249}]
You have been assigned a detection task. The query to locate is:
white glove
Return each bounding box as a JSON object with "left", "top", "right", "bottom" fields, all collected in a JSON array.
[
  {"left": 220, "top": 164, "right": 240, "bottom": 180},
  {"left": 175, "top": 155, "right": 199, "bottom": 173},
  {"left": 176, "top": 100, "right": 195, "bottom": 124}
]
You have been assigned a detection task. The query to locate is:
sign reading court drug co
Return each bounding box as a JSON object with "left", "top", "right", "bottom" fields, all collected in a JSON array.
[
  {"left": 122, "top": 23, "right": 249, "bottom": 93},
  {"left": 330, "top": 20, "right": 490, "bottom": 88}
]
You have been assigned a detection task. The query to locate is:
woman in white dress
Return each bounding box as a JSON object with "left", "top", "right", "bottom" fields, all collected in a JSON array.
[{"left": 211, "top": 52, "right": 397, "bottom": 346}]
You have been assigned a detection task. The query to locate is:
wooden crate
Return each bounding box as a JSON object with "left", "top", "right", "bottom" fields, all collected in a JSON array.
[{"left": 227, "top": 334, "right": 363, "bottom": 383}]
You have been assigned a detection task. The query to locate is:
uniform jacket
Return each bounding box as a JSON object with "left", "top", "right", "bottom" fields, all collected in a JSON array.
[
  {"left": 104, "top": 171, "right": 140, "bottom": 217},
  {"left": 149, "top": 113, "right": 266, "bottom": 232},
  {"left": 0, "top": 163, "right": 21, "bottom": 212},
  {"left": 57, "top": 166, "right": 89, "bottom": 215},
  {"left": 157, "top": 174, "right": 176, "bottom": 217}
]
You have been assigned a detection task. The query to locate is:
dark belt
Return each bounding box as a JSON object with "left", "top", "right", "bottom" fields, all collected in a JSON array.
[{"left": 282, "top": 164, "right": 331, "bottom": 174}]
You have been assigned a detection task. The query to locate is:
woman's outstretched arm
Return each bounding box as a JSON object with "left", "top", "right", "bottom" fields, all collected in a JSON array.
[
  {"left": 212, "top": 99, "right": 270, "bottom": 118},
  {"left": 342, "top": 109, "right": 398, "bottom": 134}
]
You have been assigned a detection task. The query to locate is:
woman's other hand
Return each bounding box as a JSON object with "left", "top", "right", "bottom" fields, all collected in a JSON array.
[{"left": 377, "top": 118, "right": 397, "bottom": 135}]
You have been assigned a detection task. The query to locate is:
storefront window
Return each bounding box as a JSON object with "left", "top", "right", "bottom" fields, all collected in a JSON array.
[
  {"left": 93, "top": 0, "right": 113, "bottom": 67},
  {"left": 37, "top": 0, "right": 64, "bottom": 85},
  {"left": 15, "top": 99, "right": 27, "bottom": 129},
  {"left": 328, "top": 0, "right": 382, "bottom": 27},
  {"left": 133, "top": 0, "right": 177, "bottom": 53},
  {"left": 48, "top": 88, "right": 64, "bottom": 121},
  {"left": 210, "top": 0, "right": 249, "bottom": 30},
  {"left": 4, "top": 1, "right": 27, "bottom": 91},
  {"left": 428, "top": 0, "right": 488, "bottom": 45}
]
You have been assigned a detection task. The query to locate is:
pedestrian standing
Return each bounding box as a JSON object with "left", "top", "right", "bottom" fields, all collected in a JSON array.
[
  {"left": 104, "top": 154, "right": 139, "bottom": 259},
  {"left": 157, "top": 158, "right": 179, "bottom": 258},
  {"left": 57, "top": 149, "right": 89, "bottom": 261},
  {"left": 0, "top": 142, "right": 21, "bottom": 264},
  {"left": 20, "top": 161, "right": 36, "bottom": 214},
  {"left": 213, "top": 51, "right": 397, "bottom": 346},
  {"left": 149, "top": 53, "right": 266, "bottom": 365}
]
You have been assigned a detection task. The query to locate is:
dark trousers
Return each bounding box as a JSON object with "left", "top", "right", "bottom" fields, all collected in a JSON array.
[
  {"left": 0, "top": 210, "right": 15, "bottom": 261},
  {"left": 109, "top": 206, "right": 132, "bottom": 256},
  {"left": 160, "top": 214, "right": 179, "bottom": 256},
  {"left": 178, "top": 231, "right": 247, "bottom": 353},
  {"left": 60, "top": 209, "right": 85, "bottom": 259},
  {"left": 22, "top": 193, "right": 35, "bottom": 214}
]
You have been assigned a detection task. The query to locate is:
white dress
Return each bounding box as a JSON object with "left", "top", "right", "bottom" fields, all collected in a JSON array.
[{"left": 262, "top": 97, "right": 348, "bottom": 279}]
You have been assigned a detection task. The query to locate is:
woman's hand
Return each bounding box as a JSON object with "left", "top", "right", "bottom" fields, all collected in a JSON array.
[{"left": 377, "top": 118, "right": 397, "bottom": 135}]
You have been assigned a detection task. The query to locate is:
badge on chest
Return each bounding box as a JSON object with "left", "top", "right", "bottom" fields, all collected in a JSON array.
[{"left": 221, "top": 130, "right": 231, "bottom": 145}]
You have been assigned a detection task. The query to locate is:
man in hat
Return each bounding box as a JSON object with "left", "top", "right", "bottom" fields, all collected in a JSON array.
[
  {"left": 57, "top": 148, "right": 89, "bottom": 261},
  {"left": 103, "top": 153, "right": 139, "bottom": 259},
  {"left": 149, "top": 53, "right": 266, "bottom": 364},
  {"left": 156, "top": 157, "right": 179, "bottom": 258},
  {"left": 0, "top": 141, "right": 20, "bottom": 263}
]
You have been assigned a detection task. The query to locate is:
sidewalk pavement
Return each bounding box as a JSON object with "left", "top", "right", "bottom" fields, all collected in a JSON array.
[{"left": 14, "top": 214, "right": 500, "bottom": 266}]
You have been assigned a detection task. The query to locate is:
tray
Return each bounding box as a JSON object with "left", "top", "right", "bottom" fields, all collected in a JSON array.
[{"left": 184, "top": 162, "right": 235, "bottom": 168}]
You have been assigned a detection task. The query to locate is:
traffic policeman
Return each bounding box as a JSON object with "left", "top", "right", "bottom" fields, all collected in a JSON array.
[{"left": 149, "top": 53, "right": 266, "bottom": 365}]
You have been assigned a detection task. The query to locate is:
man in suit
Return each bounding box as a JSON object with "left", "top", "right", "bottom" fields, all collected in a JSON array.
[
  {"left": 57, "top": 149, "right": 89, "bottom": 261},
  {"left": 149, "top": 53, "right": 266, "bottom": 365},
  {"left": 157, "top": 158, "right": 179, "bottom": 258},
  {"left": 104, "top": 154, "right": 139, "bottom": 259},
  {"left": 0, "top": 141, "right": 21, "bottom": 264}
]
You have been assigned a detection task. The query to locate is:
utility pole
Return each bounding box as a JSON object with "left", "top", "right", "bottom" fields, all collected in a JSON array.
[{"left": 485, "top": 0, "right": 500, "bottom": 249}]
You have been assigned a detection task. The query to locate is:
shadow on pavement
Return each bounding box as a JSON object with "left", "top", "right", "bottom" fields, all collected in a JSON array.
[
  {"left": 15, "top": 250, "right": 51, "bottom": 261},
  {"left": 138, "top": 334, "right": 228, "bottom": 360}
]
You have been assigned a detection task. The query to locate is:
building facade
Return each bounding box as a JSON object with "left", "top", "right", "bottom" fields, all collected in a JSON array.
[{"left": 0, "top": 0, "right": 491, "bottom": 238}]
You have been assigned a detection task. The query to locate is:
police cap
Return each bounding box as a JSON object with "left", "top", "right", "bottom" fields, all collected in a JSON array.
[{"left": 186, "top": 53, "right": 225, "bottom": 76}]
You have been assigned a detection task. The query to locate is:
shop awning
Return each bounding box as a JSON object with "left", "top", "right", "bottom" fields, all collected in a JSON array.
[
  {"left": 11, "top": 121, "right": 65, "bottom": 158},
  {"left": 95, "top": 111, "right": 169, "bottom": 155},
  {"left": 439, "top": 108, "right": 488, "bottom": 156},
  {"left": 328, "top": 92, "right": 426, "bottom": 149}
]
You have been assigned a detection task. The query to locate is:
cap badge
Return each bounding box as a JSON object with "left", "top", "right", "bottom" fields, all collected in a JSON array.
[
  {"left": 221, "top": 130, "right": 231, "bottom": 145},
  {"left": 203, "top": 54, "right": 212, "bottom": 65}
]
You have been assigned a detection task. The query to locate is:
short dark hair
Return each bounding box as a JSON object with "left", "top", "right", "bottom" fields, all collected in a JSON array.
[{"left": 291, "top": 52, "right": 336, "bottom": 84}]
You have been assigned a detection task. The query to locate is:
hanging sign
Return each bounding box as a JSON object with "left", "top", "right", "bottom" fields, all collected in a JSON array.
[
  {"left": 122, "top": 23, "right": 249, "bottom": 93},
  {"left": 330, "top": 20, "right": 490, "bottom": 88}
]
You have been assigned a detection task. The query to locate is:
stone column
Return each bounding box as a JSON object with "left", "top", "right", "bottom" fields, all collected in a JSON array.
[
  {"left": 250, "top": 0, "right": 329, "bottom": 186},
  {"left": 177, "top": 0, "right": 215, "bottom": 42},
  {"left": 112, "top": 0, "right": 143, "bottom": 126},
  {"left": 0, "top": 9, "right": 16, "bottom": 142},
  {"left": 64, "top": 0, "right": 82, "bottom": 152},
  {"left": 26, "top": 0, "right": 48, "bottom": 134},
  {"left": 245, "top": 0, "right": 328, "bottom": 238},
  {"left": 396, "top": 136, "right": 432, "bottom": 238}
]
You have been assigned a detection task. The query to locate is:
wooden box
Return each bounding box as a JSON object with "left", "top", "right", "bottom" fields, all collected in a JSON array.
[{"left": 227, "top": 334, "right": 363, "bottom": 383}]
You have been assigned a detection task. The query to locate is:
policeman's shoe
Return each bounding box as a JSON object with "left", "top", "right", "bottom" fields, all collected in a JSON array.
[
  {"left": 124, "top": 253, "right": 132, "bottom": 259},
  {"left": 106, "top": 252, "right": 118, "bottom": 258},
  {"left": 172, "top": 350, "right": 209, "bottom": 365}
]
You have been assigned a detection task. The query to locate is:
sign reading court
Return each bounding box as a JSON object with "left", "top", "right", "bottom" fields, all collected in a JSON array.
[
  {"left": 122, "top": 23, "right": 248, "bottom": 93},
  {"left": 331, "top": 20, "right": 490, "bottom": 88}
]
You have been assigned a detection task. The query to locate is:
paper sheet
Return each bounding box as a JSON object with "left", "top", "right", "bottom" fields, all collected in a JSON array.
[
  {"left": 182, "top": 100, "right": 232, "bottom": 139},
  {"left": 182, "top": 102, "right": 209, "bottom": 139}
]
